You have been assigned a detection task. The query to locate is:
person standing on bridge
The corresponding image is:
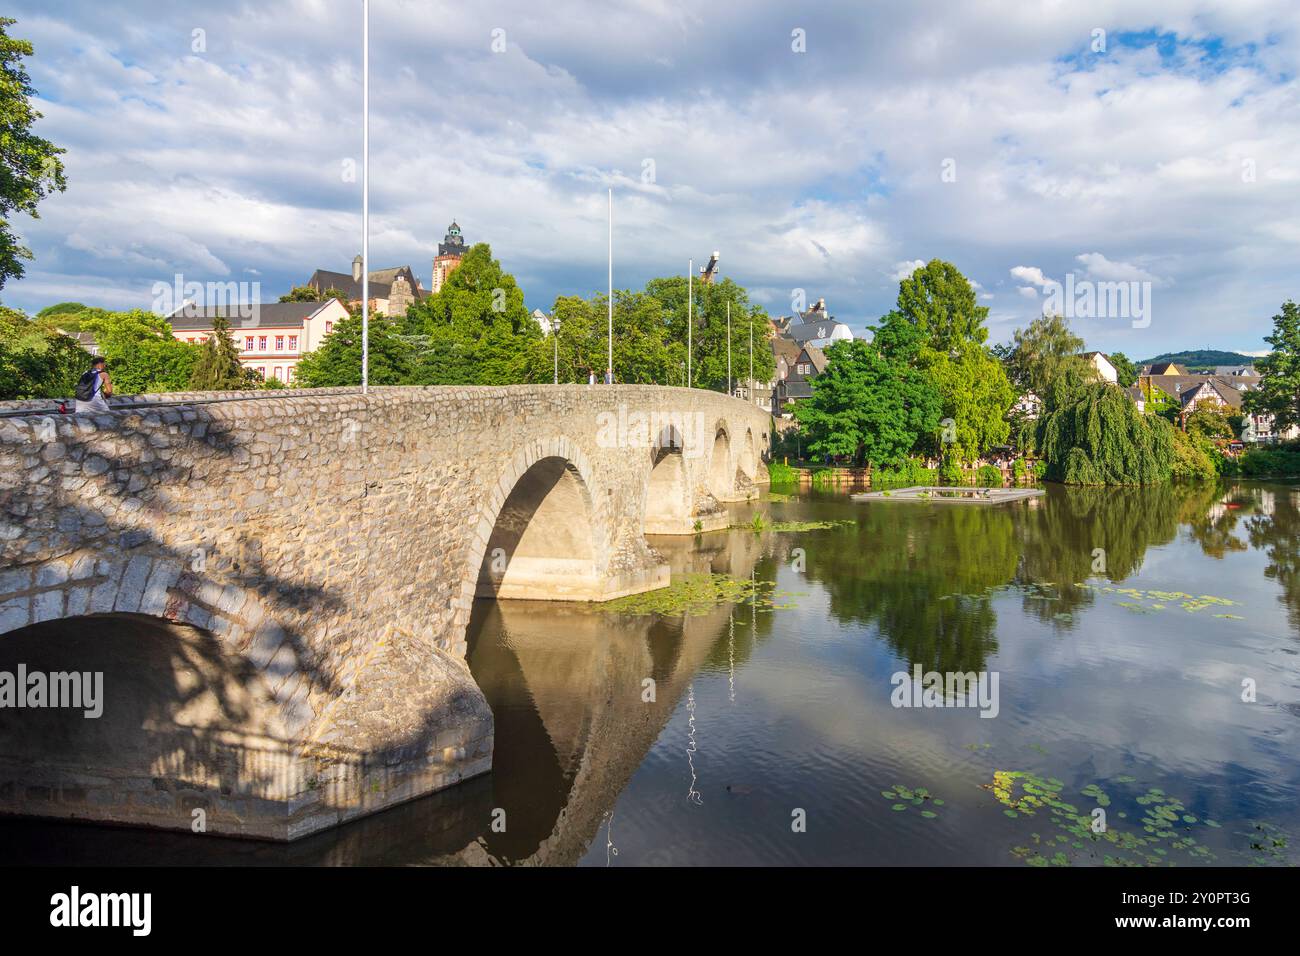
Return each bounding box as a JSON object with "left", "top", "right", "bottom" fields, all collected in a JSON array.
[
  {"left": 604, "top": 366, "right": 613, "bottom": 385},
  {"left": 588, "top": 369, "right": 596, "bottom": 386},
  {"left": 74, "top": 356, "right": 113, "bottom": 413}
]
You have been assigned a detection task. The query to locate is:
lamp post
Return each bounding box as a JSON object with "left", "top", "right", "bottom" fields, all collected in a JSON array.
[
  {"left": 687, "top": 259, "right": 693, "bottom": 388},
  {"left": 727, "top": 300, "right": 732, "bottom": 398}
]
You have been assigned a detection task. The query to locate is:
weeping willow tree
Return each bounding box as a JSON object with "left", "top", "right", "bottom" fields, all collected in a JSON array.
[{"left": 1039, "top": 382, "right": 1174, "bottom": 484}]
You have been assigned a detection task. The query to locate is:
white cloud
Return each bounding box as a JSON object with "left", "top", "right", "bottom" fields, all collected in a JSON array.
[
  {"left": 889, "top": 259, "right": 926, "bottom": 282},
  {"left": 1010, "top": 266, "right": 1052, "bottom": 289},
  {"left": 1074, "top": 252, "right": 1162, "bottom": 284}
]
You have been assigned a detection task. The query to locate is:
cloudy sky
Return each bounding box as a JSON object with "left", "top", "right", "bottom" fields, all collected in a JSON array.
[{"left": 6, "top": 0, "right": 1299, "bottom": 356}]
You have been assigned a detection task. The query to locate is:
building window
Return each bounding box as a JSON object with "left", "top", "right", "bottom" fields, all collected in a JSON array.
[
  {"left": 276, "top": 336, "right": 284, "bottom": 351},
  {"left": 325, "top": 322, "right": 333, "bottom": 334},
  {"left": 259, "top": 336, "right": 267, "bottom": 351},
  {"left": 287, "top": 366, "right": 296, "bottom": 383},
  {"left": 245, "top": 337, "right": 254, "bottom": 351},
  {"left": 257, "top": 367, "right": 266, "bottom": 378},
  {"left": 273, "top": 366, "right": 283, "bottom": 381},
  {"left": 288, "top": 335, "right": 298, "bottom": 351}
]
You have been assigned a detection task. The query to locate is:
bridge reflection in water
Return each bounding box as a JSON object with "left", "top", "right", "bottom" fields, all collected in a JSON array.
[{"left": 0, "top": 526, "right": 767, "bottom": 866}]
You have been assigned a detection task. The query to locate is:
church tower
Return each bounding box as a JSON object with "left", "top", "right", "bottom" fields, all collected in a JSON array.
[{"left": 432, "top": 220, "right": 467, "bottom": 293}]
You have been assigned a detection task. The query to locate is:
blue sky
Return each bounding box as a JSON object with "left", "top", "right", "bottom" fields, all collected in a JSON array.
[{"left": 5, "top": 0, "right": 1299, "bottom": 357}]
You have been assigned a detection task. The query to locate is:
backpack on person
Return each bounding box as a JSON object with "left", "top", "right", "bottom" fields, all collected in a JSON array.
[{"left": 74, "top": 369, "right": 98, "bottom": 402}]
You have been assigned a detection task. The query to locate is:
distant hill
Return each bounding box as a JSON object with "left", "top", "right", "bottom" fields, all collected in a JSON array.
[{"left": 1138, "top": 349, "right": 1261, "bottom": 371}]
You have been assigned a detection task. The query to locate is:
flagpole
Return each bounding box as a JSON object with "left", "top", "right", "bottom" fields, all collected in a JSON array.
[
  {"left": 687, "top": 259, "right": 693, "bottom": 388},
  {"left": 727, "top": 300, "right": 731, "bottom": 398},
  {"left": 360, "top": 0, "right": 369, "bottom": 394},
  {"left": 607, "top": 187, "right": 613, "bottom": 384}
]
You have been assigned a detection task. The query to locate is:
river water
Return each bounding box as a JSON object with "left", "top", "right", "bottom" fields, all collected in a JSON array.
[{"left": 3, "top": 480, "right": 1297, "bottom": 866}]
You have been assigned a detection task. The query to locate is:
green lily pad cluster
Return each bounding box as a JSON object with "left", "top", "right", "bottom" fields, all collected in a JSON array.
[
  {"left": 601, "top": 573, "right": 801, "bottom": 617},
  {"left": 1078, "top": 584, "right": 1241, "bottom": 617},
  {"left": 988, "top": 771, "right": 1221, "bottom": 867},
  {"left": 881, "top": 784, "right": 944, "bottom": 819}
]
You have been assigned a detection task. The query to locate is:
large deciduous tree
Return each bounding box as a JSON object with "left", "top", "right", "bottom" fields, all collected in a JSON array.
[
  {"left": 892, "top": 259, "right": 989, "bottom": 350},
  {"left": 1245, "top": 300, "right": 1300, "bottom": 433},
  {"left": 401, "top": 243, "right": 540, "bottom": 385},
  {"left": 793, "top": 324, "right": 941, "bottom": 467},
  {"left": 1039, "top": 382, "right": 1174, "bottom": 484},
  {"left": 878, "top": 260, "right": 1013, "bottom": 463},
  {"left": 0, "top": 18, "right": 67, "bottom": 288},
  {"left": 294, "top": 312, "right": 413, "bottom": 387}
]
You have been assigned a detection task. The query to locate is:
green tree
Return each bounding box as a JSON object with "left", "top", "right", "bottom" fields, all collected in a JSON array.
[
  {"left": 0, "top": 305, "right": 91, "bottom": 399},
  {"left": 521, "top": 290, "right": 685, "bottom": 385},
  {"left": 0, "top": 18, "right": 67, "bottom": 287},
  {"left": 1185, "top": 406, "right": 1233, "bottom": 442},
  {"left": 878, "top": 261, "right": 1013, "bottom": 463},
  {"left": 294, "top": 312, "right": 413, "bottom": 386},
  {"left": 641, "top": 276, "right": 774, "bottom": 391},
  {"left": 1039, "top": 382, "right": 1174, "bottom": 484},
  {"left": 1005, "top": 313, "right": 1091, "bottom": 399},
  {"left": 188, "top": 316, "right": 247, "bottom": 390},
  {"left": 1108, "top": 351, "right": 1138, "bottom": 388},
  {"left": 890, "top": 259, "right": 989, "bottom": 350},
  {"left": 79, "top": 309, "right": 200, "bottom": 394},
  {"left": 792, "top": 325, "right": 942, "bottom": 466},
  {"left": 280, "top": 285, "right": 348, "bottom": 308},
  {"left": 401, "top": 243, "right": 540, "bottom": 385},
  {"left": 1244, "top": 300, "right": 1300, "bottom": 433}
]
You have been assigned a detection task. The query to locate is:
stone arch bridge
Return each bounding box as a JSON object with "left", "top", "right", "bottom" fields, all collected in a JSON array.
[{"left": 0, "top": 385, "right": 768, "bottom": 840}]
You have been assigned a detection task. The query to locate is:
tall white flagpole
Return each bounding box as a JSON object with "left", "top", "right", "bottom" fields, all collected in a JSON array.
[
  {"left": 687, "top": 259, "right": 693, "bottom": 388},
  {"left": 727, "top": 300, "right": 732, "bottom": 398},
  {"left": 361, "top": 0, "right": 370, "bottom": 394},
  {"left": 607, "top": 187, "right": 613, "bottom": 384},
  {"left": 749, "top": 316, "right": 754, "bottom": 407}
]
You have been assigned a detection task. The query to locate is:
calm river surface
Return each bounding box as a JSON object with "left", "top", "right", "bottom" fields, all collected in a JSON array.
[{"left": 4, "top": 480, "right": 1298, "bottom": 866}]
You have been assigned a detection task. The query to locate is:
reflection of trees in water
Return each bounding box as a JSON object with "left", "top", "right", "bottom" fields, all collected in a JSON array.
[
  {"left": 1181, "top": 482, "right": 1249, "bottom": 559},
  {"left": 1244, "top": 485, "right": 1300, "bottom": 636},
  {"left": 801, "top": 506, "right": 1018, "bottom": 673},
  {"left": 1016, "top": 484, "right": 1207, "bottom": 625}
]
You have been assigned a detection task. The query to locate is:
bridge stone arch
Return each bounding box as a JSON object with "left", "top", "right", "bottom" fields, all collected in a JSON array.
[{"left": 470, "top": 436, "right": 606, "bottom": 601}]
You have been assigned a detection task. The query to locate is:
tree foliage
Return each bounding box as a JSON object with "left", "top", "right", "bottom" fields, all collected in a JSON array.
[
  {"left": 1108, "top": 351, "right": 1138, "bottom": 388},
  {"left": 792, "top": 326, "right": 942, "bottom": 467},
  {"left": 641, "top": 276, "right": 774, "bottom": 390},
  {"left": 79, "top": 310, "right": 201, "bottom": 394},
  {"left": 0, "top": 305, "right": 91, "bottom": 399},
  {"left": 1244, "top": 300, "right": 1300, "bottom": 432},
  {"left": 0, "top": 18, "right": 67, "bottom": 288},
  {"left": 399, "top": 243, "right": 540, "bottom": 385},
  {"left": 188, "top": 315, "right": 249, "bottom": 390},
  {"left": 890, "top": 259, "right": 989, "bottom": 350},
  {"left": 1005, "top": 313, "right": 1090, "bottom": 399},
  {"left": 294, "top": 312, "right": 412, "bottom": 387},
  {"left": 1039, "top": 382, "right": 1174, "bottom": 484}
]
